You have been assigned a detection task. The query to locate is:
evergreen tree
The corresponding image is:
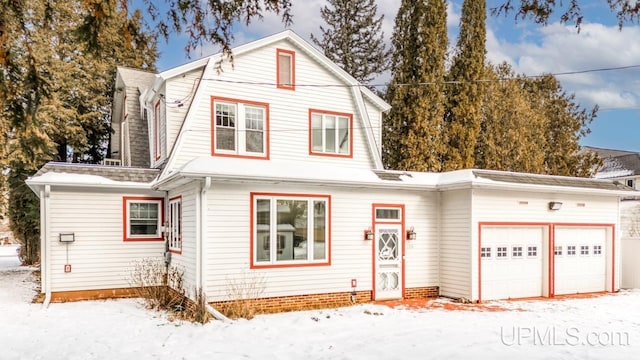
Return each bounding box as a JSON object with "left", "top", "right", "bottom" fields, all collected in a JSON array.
[
  {"left": 0, "top": 0, "right": 157, "bottom": 264},
  {"left": 523, "top": 75, "right": 601, "bottom": 177},
  {"left": 384, "top": 0, "right": 448, "bottom": 172},
  {"left": 444, "top": 0, "right": 486, "bottom": 170},
  {"left": 476, "top": 63, "right": 546, "bottom": 173},
  {"left": 310, "top": 0, "right": 389, "bottom": 87}
]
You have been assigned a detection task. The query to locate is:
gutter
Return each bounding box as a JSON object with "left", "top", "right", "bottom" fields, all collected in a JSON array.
[{"left": 42, "top": 185, "right": 52, "bottom": 308}]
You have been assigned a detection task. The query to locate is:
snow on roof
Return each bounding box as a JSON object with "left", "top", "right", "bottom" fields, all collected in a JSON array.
[{"left": 27, "top": 172, "right": 154, "bottom": 189}]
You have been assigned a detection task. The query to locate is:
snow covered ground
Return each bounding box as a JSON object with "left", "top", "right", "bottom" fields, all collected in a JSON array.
[{"left": 1, "top": 246, "right": 639, "bottom": 359}]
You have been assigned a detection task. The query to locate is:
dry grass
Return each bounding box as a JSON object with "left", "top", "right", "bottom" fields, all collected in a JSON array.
[{"left": 219, "top": 271, "right": 266, "bottom": 320}]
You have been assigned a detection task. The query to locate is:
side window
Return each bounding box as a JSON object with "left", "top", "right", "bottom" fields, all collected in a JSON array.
[
  {"left": 123, "top": 197, "right": 163, "bottom": 241},
  {"left": 309, "top": 110, "right": 353, "bottom": 157},
  {"left": 277, "top": 49, "right": 295, "bottom": 90},
  {"left": 169, "top": 197, "right": 182, "bottom": 253}
]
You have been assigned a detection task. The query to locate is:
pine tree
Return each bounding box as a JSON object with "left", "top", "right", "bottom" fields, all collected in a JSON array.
[
  {"left": 523, "top": 75, "right": 601, "bottom": 177},
  {"left": 444, "top": 0, "right": 486, "bottom": 170},
  {"left": 384, "top": 0, "right": 448, "bottom": 172},
  {"left": 310, "top": 0, "right": 389, "bottom": 87},
  {"left": 476, "top": 63, "right": 546, "bottom": 173},
  {"left": 0, "top": 0, "right": 157, "bottom": 264}
]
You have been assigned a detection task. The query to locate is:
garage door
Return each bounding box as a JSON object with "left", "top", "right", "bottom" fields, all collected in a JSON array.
[
  {"left": 481, "top": 226, "right": 547, "bottom": 300},
  {"left": 554, "top": 227, "right": 607, "bottom": 295}
]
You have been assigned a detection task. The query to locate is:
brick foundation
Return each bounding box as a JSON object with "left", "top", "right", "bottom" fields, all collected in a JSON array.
[{"left": 209, "top": 286, "right": 440, "bottom": 314}]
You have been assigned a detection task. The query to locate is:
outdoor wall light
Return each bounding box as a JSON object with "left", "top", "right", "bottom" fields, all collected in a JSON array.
[
  {"left": 364, "top": 228, "right": 374, "bottom": 241},
  {"left": 548, "top": 201, "right": 563, "bottom": 211},
  {"left": 406, "top": 227, "right": 417, "bottom": 240}
]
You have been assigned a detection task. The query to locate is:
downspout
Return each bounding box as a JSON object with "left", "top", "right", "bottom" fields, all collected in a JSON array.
[
  {"left": 198, "top": 177, "right": 231, "bottom": 322},
  {"left": 42, "top": 185, "right": 52, "bottom": 308}
]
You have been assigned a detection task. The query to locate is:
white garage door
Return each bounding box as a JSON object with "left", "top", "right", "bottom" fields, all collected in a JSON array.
[
  {"left": 554, "top": 227, "right": 607, "bottom": 295},
  {"left": 481, "top": 227, "right": 546, "bottom": 300}
]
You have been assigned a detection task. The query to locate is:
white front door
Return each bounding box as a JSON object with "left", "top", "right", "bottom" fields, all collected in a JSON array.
[{"left": 374, "top": 224, "right": 403, "bottom": 300}]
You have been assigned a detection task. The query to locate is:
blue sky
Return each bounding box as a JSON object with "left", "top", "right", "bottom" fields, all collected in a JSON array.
[{"left": 150, "top": 0, "right": 640, "bottom": 152}]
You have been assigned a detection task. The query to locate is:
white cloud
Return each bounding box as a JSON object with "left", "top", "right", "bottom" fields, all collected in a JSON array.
[{"left": 489, "top": 22, "right": 640, "bottom": 109}]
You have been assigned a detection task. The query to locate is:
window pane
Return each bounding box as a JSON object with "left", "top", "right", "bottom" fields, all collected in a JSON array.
[
  {"left": 311, "top": 114, "right": 323, "bottom": 151},
  {"left": 338, "top": 117, "right": 349, "bottom": 154},
  {"left": 277, "top": 200, "right": 307, "bottom": 261},
  {"left": 129, "top": 202, "right": 159, "bottom": 236},
  {"left": 375, "top": 208, "right": 400, "bottom": 220},
  {"left": 278, "top": 54, "right": 291, "bottom": 86},
  {"left": 256, "top": 199, "right": 271, "bottom": 262},
  {"left": 313, "top": 201, "right": 326, "bottom": 260},
  {"left": 215, "top": 103, "right": 236, "bottom": 151},
  {"left": 325, "top": 116, "right": 336, "bottom": 153}
]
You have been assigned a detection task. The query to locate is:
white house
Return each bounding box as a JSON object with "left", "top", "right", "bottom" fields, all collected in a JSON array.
[{"left": 26, "top": 31, "right": 637, "bottom": 312}]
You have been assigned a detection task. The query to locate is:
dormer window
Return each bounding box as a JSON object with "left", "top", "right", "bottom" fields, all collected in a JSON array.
[
  {"left": 211, "top": 96, "right": 269, "bottom": 159},
  {"left": 277, "top": 49, "right": 295, "bottom": 90}
]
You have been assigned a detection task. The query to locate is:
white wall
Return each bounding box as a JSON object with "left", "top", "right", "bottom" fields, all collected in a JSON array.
[
  {"left": 170, "top": 38, "right": 382, "bottom": 172},
  {"left": 621, "top": 199, "right": 640, "bottom": 288},
  {"left": 47, "top": 188, "right": 165, "bottom": 292},
  {"left": 439, "top": 189, "right": 472, "bottom": 299},
  {"left": 167, "top": 182, "right": 199, "bottom": 297},
  {"left": 165, "top": 68, "right": 204, "bottom": 155},
  {"left": 203, "top": 182, "right": 438, "bottom": 301}
]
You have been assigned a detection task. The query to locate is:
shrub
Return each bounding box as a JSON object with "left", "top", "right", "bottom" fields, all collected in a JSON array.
[{"left": 220, "top": 271, "right": 266, "bottom": 320}]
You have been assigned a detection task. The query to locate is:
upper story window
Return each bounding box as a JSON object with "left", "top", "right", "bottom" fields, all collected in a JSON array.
[
  {"left": 168, "top": 196, "right": 182, "bottom": 253},
  {"left": 309, "top": 109, "right": 353, "bottom": 158},
  {"left": 211, "top": 97, "right": 269, "bottom": 159},
  {"left": 277, "top": 49, "right": 295, "bottom": 90},
  {"left": 154, "top": 100, "right": 161, "bottom": 161},
  {"left": 251, "top": 193, "right": 330, "bottom": 268},
  {"left": 123, "top": 197, "right": 164, "bottom": 242}
]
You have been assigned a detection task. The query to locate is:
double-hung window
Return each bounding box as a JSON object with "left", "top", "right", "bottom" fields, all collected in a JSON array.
[
  {"left": 168, "top": 196, "right": 182, "bottom": 253},
  {"left": 277, "top": 49, "right": 295, "bottom": 90},
  {"left": 251, "top": 193, "right": 330, "bottom": 267},
  {"left": 212, "top": 97, "right": 269, "bottom": 158},
  {"left": 123, "top": 197, "right": 163, "bottom": 241},
  {"left": 309, "top": 110, "right": 352, "bottom": 157}
]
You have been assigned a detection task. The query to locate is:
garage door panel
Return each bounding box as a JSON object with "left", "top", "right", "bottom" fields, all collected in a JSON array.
[
  {"left": 481, "top": 227, "right": 546, "bottom": 300},
  {"left": 554, "top": 227, "right": 607, "bottom": 295}
]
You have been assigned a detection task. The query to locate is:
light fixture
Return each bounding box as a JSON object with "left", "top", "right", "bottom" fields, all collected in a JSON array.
[
  {"left": 548, "top": 201, "right": 563, "bottom": 211},
  {"left": 406, "top": 227, "right": 417, "bottom": 240},
  {"left": 364, "top": 228, "right": 374, "bottom": 241}
]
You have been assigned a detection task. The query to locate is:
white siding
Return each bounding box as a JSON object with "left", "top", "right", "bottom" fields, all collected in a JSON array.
[
  {"left": 150, "top": 83, "right": 167, "bottom": 168},
  {"left": 171, "top": 39, "right": 377, "bottom": 172},
  {"left": 203, "top": 183, "right": 438, "bottom": 301},
  {"left": 621, "top": 199, "right": 640, "bottom": 288},
  {"left": 168, "top": 183, "right": 199, "bottom": 296},
  {"left": 47, "top": 189, "right": 165, "bottom": 292},
  {"left": 439, "top": 189, "right": 472, "bottom": 299},
  {"left": 165, "top": 68, "right": 204, "bottom": 155},
  {"left": 471, "top": 189, "right": 621, "bottom": 299},
  {"left": 364, "top": 97, "right": 382, "bottom": 156}
]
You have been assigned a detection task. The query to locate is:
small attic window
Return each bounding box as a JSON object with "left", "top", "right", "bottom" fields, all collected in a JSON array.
[{"left": 277, "top": 49, "right": 295, "bottom": 90}]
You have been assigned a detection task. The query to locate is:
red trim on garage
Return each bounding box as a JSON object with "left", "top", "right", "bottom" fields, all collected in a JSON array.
[{"left": 478, "top": 222, "right": 616, "bottom": 302}]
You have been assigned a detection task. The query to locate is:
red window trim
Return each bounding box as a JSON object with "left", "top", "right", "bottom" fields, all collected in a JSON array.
[
  {"left": 210, "top": 96, "right": 270, "bottom": 160},
  {"left": 154, "top": 100, "right": 161, "bottom": 161},
  {"left": 249, "top": 192, "right": 331, "bottom": 269},
  {"left": 168, "top": 195, "right": 182, "bottom": 254},
  {"left": 308, "top": 108, "right": 354, "bottom": 158},
  {"left": 276, "top": 48, "right": 295, "bottom": 90},
  {"left": 122, "top": 196, "right": 165, "bottom": 242}
]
